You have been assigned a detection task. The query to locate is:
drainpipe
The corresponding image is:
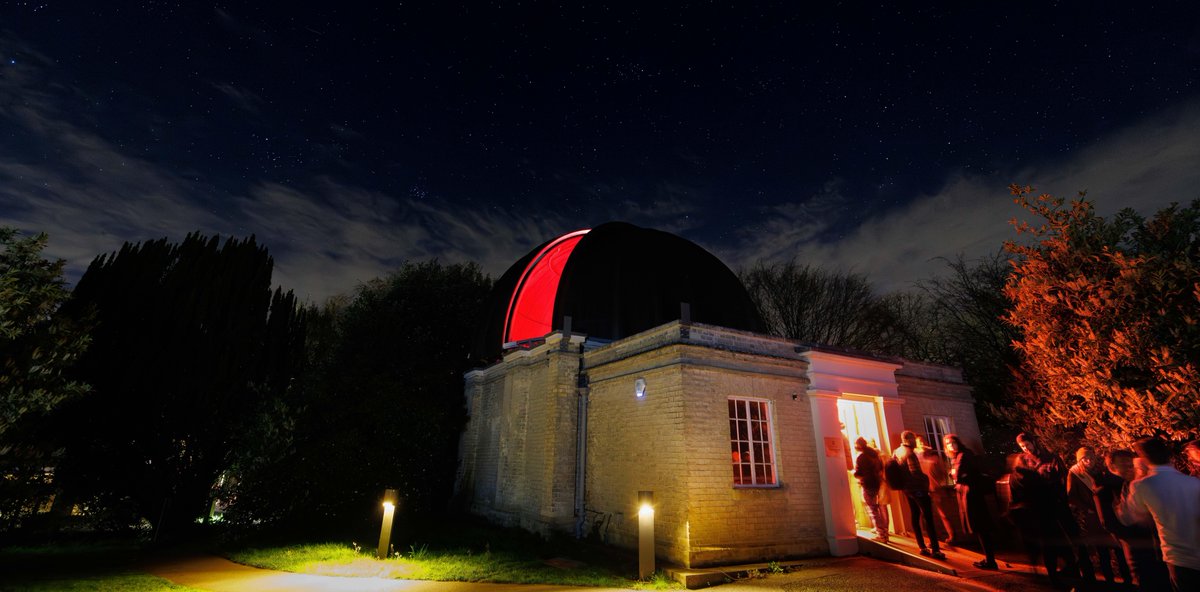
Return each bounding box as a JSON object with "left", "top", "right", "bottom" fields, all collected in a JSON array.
[{"left": 573, "top": 345, "right": 589, "bottom": 539}]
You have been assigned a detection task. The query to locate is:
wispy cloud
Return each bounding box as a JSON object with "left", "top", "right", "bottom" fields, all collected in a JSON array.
[
  {"left": 0, "top": 34, "right": 558, "bottom": 302},
  {"left": 721, "top": 100, "right": 1200, "bottom": 292},
  {"left": 211, "top": 82, "right": 265, "bottom": 114},
  {"left": 4, "top": 27, "right": 1198, "bottom": 304}
]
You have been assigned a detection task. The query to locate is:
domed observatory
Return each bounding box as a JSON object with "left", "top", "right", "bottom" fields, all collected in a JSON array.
[
  {"left": 456, "top": 222, "right": 983, "bottom": 573},
  {"left": 474, "top": 221, "right": 764, "bottom": 361}
]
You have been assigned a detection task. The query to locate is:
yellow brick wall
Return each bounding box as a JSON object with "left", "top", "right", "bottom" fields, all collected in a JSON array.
[
  {"left": 582, "top": 322, "right": 828, "bottom": 567},
  {"left": 456, "top": 324, "right": 982, "bottom": 568},
  {"left": 457, "top": 336, "right": 582, "bottom": 535},
  {"left": 895, "top": 362, "right": 983, "bottom": 454},
  {"left": 678, "top": 361, "right": 827, "bottom": 566}
]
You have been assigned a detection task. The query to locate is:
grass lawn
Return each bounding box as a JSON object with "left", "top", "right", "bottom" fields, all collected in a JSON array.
[
  {"left": 0, "top": 542, "right": 205, "bottom": 592},
  {"left": 224, "top": 519, "right": 680, "bottom": 589}
]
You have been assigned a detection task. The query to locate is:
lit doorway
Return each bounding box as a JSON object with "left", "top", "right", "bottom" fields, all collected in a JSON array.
[{"left": 837, "top": 398, "right": 884, "bottom": 532}]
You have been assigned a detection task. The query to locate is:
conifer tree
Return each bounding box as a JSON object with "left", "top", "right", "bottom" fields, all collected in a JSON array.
[
  {"left": 54, "top": 233, "right": 305, "bottom": 537},
  {"left": 0, "top": 228, "right": 92, "bottom": 530},
  {"left": 0, "top": 228, "right": 91, "bottom": 441}
]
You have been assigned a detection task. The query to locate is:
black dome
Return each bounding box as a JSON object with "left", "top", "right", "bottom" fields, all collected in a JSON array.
[{"left": 474, "top": 222, "right": 763, "bottom": 362}]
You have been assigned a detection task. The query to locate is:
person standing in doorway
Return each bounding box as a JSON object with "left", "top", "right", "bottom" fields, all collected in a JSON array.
[
  {"left": 894, "top": 430, "right": 945, "bottom": 560},
  {"left": 944, "top": 433, "right": 998, "bottom": 570},
  {"left": 854, "top": 437, "right": 889, "bottom": 543},
  {"left": 1122, "top": 437, "right": 1200, "bottom": 592}
]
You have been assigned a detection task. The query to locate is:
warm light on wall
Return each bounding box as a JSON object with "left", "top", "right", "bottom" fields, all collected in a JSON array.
[{"left": 637, "top": 490, "right": 654, "bottom": 579}]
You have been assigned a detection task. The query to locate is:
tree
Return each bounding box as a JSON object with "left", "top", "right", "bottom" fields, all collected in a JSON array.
[
  {"left": 0, "top": 228, "right": 92, "bottom": 530},
  {"left": 224, "top": 261, "right": 491, "bottom": 535},
  {"left": 1003, "top": 185, "right": 1200, "bottom": 452},
  {"left": 916, "top": 253, "right": 1021, "bottom": 447},
  {"left": 0, "top": 229, "right": 91, "bottom": 440},
  {"left": 740, "top": 260, "right": 916, "bottom": 355},
  {"left": 52, "top": 233, "right": 306, "bottom": 538}
]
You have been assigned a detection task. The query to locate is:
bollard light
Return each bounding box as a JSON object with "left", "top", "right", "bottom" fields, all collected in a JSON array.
[
  {"left": 638, "top": 490, "right": 654, "bottom": 579},
  {"left": 378, "top": 488, "right": 398, "bottom": 559}
]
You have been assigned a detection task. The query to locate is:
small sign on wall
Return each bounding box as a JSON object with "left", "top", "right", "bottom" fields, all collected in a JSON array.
[{"left": 824, "top": 436, "right": 843, "bottom": 458}]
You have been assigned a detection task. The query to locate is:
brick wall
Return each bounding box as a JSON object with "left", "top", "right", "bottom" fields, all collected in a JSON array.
[
  {"left": 582, "top": 322, "right": 827, "bottom": 567},
  {"left": 456, "top": 323, "right": 981, "bottom": 568},
  {"left": 894, "top": 362, "right": 983, "bottom": 454},
  {"left": 456, "top": 335, "right": 582, "bottom": 535}
]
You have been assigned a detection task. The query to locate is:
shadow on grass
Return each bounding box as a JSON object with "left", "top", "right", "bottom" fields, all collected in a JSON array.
[{"left": 0, "top": 542, "right": 203, "bottom": 592}]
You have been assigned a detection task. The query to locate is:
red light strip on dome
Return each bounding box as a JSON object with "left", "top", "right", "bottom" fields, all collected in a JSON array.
[{"left": 503, "top": 229, "right": 590, "bottom": 346}]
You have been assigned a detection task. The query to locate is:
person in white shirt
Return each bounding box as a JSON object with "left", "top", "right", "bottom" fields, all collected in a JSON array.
[{"left": 1122, "top": 437, "right": 1200, "bottom": 592}]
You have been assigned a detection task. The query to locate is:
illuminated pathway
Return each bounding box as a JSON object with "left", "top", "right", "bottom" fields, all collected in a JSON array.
[
  {"left": 146, "top": 554, "right": 1063, "bottom": 592},
  {"left": 145, "top": 555, "right": 637, "bottom": 592}
]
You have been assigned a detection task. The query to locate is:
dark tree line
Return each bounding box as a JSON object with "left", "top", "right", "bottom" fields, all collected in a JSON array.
[
  {"left": 2, "top": 228, "right": 491, "bottom": 541},
  {"left": 223, "top": 261, "right": 491, "bottom": 536},
  {"left": 50, "top": 233, "right": 306, "bottom": 539}
]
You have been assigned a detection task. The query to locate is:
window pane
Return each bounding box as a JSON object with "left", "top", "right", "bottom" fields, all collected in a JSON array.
[{"left": 728, "top": 398, "right": 777, "bottom": 487}]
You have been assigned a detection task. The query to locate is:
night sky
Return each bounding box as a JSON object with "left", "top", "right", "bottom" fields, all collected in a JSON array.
[{"left": 3, "top": 3, "right": 1199, "bottom": 301}]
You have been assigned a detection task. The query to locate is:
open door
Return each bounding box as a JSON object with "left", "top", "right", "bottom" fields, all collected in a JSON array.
[{"left": 837, "top": 398, "right": 885, "bottom": 532}]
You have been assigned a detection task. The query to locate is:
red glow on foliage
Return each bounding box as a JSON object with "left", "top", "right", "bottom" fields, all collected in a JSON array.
[{"left": 503, "top": 229, "right": 589, "bottom": 344}]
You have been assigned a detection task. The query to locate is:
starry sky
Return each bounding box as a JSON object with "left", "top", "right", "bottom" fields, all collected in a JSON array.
[{"left": 2, "top": 3, "right": 1199, "bottom": 301}]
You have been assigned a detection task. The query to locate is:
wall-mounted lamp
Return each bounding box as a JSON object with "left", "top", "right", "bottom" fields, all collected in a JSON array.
[
  {"left": 378, "top": 488, "right": 398, "bottom": 559},
  {"left": 635, "top": 377, "right": 647, "bottom": 399},
  {"left": 638, "top": 490, "right": 654, "bottom": 579}
]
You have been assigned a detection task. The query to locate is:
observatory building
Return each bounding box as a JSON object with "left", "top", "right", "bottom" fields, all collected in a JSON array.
[{"left": 455, "top": 222, "right": 981, "bottom": 568}]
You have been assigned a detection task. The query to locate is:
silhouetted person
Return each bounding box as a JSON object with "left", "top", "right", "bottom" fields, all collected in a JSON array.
[
  {"left": 1068, "top": 446, "right": 1130, "bottom": 584},
  {"left": 853, "top": 437, "right": 888, "bottom": 543},
  {"left": 1122, "top": 437, "right": 1200, "bottom": 592},
  {"left": 916, "top": 435, "right": 957, "bottom": 545},
  {"left": 1096, "top": 449, "right": 1170, "bottom": 591},
  {"left": 944, "top": 433, "right": 998, "bottom": 570},
  {"left": 894, "top": 430, "right": 945, "bottom": 560},
  {"left": 1016, "top": 432, "right": 1083, "bottom": 587}
]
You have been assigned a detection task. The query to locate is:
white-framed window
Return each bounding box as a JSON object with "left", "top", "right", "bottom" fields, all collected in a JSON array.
[
  {"left": 923, "top": 415, "right": 955, "bottom": 455},
  {"left": 728, "top": 397, "right": 777, "bottom": 486}
]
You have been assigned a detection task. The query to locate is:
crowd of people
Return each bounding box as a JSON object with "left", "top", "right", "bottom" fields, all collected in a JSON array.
[{"left": 851, "top": 431, "right": 1200, "bottom": 591}]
